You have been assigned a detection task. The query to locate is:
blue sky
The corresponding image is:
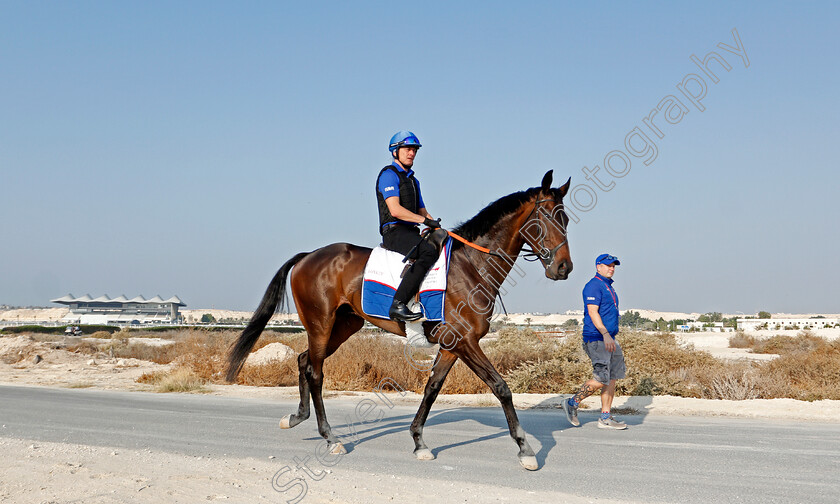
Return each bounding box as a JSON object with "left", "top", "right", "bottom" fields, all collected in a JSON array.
[{"left": 2, "top": 1, "right": 838, "bottom": 314}]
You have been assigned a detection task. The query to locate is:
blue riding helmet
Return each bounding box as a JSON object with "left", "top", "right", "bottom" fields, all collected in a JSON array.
[{"left": 388, "top": 131, "right": 422, "bottom": 154}]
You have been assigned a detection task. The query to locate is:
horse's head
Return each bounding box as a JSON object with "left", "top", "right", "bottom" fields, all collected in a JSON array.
[{"left": 518, "top": 171, "right": 573, "bottom": 280}]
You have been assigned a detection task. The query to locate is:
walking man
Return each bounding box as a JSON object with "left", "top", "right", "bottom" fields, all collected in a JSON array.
[
  {"left": 563, "top": 253, "right": 628, "bottom": 429},
  {"left": 375, "top": 130, "right": 442, "bottom": 322}
]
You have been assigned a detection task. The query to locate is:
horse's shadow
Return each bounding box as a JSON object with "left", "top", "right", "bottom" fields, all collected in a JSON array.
[
  {"left": 302, "top": 408, "right": 510, "bottom": 456},
  {"left": 303, "top": 395, "right": 654, "bottom": 466}
]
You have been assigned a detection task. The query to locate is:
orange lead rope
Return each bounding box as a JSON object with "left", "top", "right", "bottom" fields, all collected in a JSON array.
[{"left": 446, "top": 230, "right": 493, "bottom": 254}]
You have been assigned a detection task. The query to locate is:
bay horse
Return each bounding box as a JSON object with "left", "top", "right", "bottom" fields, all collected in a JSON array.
[{"left": 226, "top": 171, "right": 572, "bottom": 470}]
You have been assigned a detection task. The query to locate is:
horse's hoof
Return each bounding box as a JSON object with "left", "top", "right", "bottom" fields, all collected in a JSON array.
[
  {"left": 329, "top": 442, "right": 347, "bottom": 455},
  {"left": 279, "top": 415, "right": 292, "bottom": 429},
  {"left": 414, "top": 448, "right": 435, "bottom": 460},
  {"left": 519, "top": 455, "right": 539, "bottom": 471}
]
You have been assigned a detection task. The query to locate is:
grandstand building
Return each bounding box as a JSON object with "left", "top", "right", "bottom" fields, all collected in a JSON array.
[{"left": 51, "top": 294, "right": 186, "bottom": 325}]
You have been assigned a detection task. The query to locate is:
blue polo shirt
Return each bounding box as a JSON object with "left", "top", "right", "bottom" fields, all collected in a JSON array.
[{"left": 582, "top": 273, "right": 619, "bottom": 342}]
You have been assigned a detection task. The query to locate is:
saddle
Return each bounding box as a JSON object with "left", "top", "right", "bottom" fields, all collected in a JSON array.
[{"left": 362, "top": 232, "right": 452, "bottom": 322}]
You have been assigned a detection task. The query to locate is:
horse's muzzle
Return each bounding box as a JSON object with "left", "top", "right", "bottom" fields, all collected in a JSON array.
[{"left": 546, "top": 259, "right": 573, "bottom": 280}]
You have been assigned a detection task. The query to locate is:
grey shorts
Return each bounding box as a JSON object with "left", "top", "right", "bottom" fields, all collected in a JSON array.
[{"left": 582, "top": 339, "right": 626, "bottom": 385}]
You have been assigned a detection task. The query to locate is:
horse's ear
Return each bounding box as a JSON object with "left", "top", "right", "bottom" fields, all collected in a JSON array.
[
  {"left": 558, "top": 177, "right": 571, "bottom": 197},
  {"left": 541, "top": 170, "right": 553, "bottom": 192}
]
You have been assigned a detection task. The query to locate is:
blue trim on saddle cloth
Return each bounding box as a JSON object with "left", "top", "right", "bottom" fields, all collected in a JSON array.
[{"left": 361, "top": 237, "right": 452, "bottom": 321}]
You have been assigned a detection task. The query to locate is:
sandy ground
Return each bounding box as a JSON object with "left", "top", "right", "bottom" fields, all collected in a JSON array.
[
  {"left": 0, "top": 436, "right": 640, "bottom": 504},
  {"left": 2, "top": 329, "right": 840, "bottom": 504}
]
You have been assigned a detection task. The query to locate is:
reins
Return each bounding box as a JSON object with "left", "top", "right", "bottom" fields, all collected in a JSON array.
[{"left": 446, "top": 230, "right": 505, "bottom": 258}]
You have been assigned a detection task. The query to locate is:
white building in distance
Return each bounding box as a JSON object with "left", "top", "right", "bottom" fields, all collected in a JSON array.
[
  {"left": 683, "top": 321, "right": 734, "bottom": 332},
  {"left": 737, "top": 318, "right": 837, "bottom": 331},
  {"left": 51, "top": 294, "right": 186, "bottom": 325}
]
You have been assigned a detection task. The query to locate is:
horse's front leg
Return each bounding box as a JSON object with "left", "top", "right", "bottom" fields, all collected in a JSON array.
[
  {"left": 458, "top": 342, "right": 538, "bottom": 471},
  {"left": 410, "top": 349, "right": 458, "bottom": 460}
]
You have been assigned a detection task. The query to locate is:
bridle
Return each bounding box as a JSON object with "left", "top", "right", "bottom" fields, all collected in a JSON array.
[
  {"left": 447, "top": 196, "right": 569, "bottom": 272},
  {"left": 451, "top": 195, "right": 570, "bottom": 317},
  {"left": 519, "top": 197, "right": 569, "bottom": 270}
]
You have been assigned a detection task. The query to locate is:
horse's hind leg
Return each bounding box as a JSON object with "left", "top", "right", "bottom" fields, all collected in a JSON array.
[
  {"left": 306, "top": 311, "right": 364, "bottom": 455},
  {"left": 279, "top": 350, "right": 312, "bottom": 429},
  {"left": 458, "top": 343, "right": 539, "bottom": 471},
  {"left": 410, "top": 349, "right": 458, "bottom": 460}
]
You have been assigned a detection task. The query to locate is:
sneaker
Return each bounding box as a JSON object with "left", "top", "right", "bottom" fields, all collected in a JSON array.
[
  {"left": 597, "top": 416, "right": 627, "bottom": 430},
  {"left": 562, "top": 398, "right": 580, "bottom": 427}
]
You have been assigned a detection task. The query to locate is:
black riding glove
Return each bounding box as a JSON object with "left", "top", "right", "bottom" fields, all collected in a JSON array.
[{"left": 423, "top": 217, "right": 442, "bottom": 229}]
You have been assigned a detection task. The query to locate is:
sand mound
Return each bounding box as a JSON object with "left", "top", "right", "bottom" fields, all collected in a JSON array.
[
  {"left": 0, "top": 335, "right": 39, "bottom": 363},
  {"left": 244, "top": 343, "right": 295, "bottom": 366}
]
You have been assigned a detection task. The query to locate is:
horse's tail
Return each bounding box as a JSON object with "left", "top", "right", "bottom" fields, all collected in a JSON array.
[{"left": 225, "top": 252, "right": 310, "bottom": 382}]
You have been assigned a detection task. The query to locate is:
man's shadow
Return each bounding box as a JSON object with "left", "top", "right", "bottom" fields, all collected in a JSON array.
[{"left": 525, "top": 393, "right": 654, "bottom": 465}]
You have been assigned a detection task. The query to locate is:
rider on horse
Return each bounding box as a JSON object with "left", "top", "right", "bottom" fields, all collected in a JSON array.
[{"left": 376, "top": 130, "right": 443, "bottom": 322}]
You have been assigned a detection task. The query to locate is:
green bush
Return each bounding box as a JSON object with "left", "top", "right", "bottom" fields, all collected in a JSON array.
[{"left": 1, "top": 324, "right": 120, "bottom": 335}]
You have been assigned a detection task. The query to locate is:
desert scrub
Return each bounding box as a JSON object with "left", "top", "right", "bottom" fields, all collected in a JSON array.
[
  {"left": 730, "top": 332, "right": 827, "bottom": 355},
  {"left": 503, "top": 335, "right": 590, "bottom": 393},
  {"left": 618, "top": 332, "right": 722, "bottom": 397},
  {"left": 137, "top": 368, "right": 209, "bottom": 393},
  {"left": 765, "top": 339, "right": 840, "bottom": 400},
  {"left": 124, "top": 327, "right": 840, "bottom": 401}
]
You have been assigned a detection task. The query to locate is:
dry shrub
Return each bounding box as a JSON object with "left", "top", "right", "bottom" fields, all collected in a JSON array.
[
  {"left": 321, "top": 335, "right": 427, "bottom": 392},
  {"left": 89, "top": 331, "right": 113, "bottom": 339},
  {"left": 765, "top": 340, "right": 840, "bottom": 400},
  {"left": 439, "top": 360, "right": 488, "bottom": 394},
  {"left": 126, "top": 326, "right": 840, "bottom": 401},
  {"left": 137, "top": 367, "right": 208, "bottom": 393},
  {"left": 122, "top": 328, "right": 178, "bottom": 339},
  {"left": 750, "top": 333, "right": 826, "bottom": 355},
  {"left": 64, "top": 328, "right": 193, "bottom": 364},
  {"left": 504, "top": 336, "right": 590, "bottom": 393},
  {"left": 237, "top": 359, "right": 300, "bottom": 387},
  {"left": 707, "top": 364, "right": 762, "bottom": 400},
  {"left": 728, "top": 331, "right": 755, "bottom": 349},
  {"left": 160, "top": 328, "right": 337, "bottom": 387},
  {"left": 28, "top": 334, "right": 64, "bottom": 343},
  {"left": 176, "top": 330, "right": 238, "bottom": 382},
  {"left": 66, "top": 340, "right": 100, "bottom": 355},
  {"left": 440, "top": 328, "right": 584, "bottom": 394},
  {"left": 617, "top": 332, "right": 720, "bottom": 397},
  {"left": 110, "top": 343, "right": 182, "bottom": 364},
  {"left": 99, "top": 337, "right": 130, "bottom": 356},
  {"left": 483, "top": 327, "right": 557, "bottom": 374}
]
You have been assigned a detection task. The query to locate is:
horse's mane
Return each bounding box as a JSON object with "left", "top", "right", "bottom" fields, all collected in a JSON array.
[{"left": 451, "top": 186, "right": 563, "bottom": 245}]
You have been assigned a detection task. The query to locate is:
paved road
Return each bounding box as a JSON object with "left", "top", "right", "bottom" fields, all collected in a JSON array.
[{"left": 1, "top": 385, "right": 839, "bottom": 503}]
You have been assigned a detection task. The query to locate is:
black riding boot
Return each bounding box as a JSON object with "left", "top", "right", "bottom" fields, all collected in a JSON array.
[
  {"left": 389, "top": 299, "right": 422, "bottom": 322},
  {"left": 389, "top": 261, "right": 429, "bottom": 321}
]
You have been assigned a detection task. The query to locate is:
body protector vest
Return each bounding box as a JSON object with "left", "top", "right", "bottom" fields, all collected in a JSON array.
[{"left": 376, "top": 164, "right": 421, "bottom": 235}]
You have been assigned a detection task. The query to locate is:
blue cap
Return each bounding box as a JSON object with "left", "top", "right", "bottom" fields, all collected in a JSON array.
[{"left": 596, "top": 253, "right": 620, "bottom": 266}]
